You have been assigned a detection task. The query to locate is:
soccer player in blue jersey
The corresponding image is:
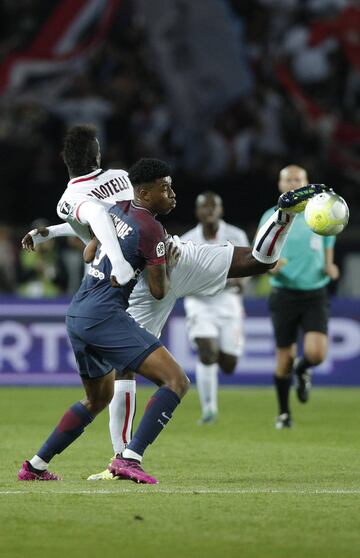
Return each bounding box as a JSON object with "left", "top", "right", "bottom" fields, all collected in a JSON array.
[{"left": 19, "top": 158, "right": 190, "bottom": 484}]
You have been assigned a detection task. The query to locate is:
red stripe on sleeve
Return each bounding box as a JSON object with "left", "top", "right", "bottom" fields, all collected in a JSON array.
[{"left": 75, "top": 201, "right": 87, "bottom": 223}]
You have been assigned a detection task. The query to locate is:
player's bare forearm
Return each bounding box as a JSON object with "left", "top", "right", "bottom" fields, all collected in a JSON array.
[
  {"left": 83, "top": 238, "right": 99, "bottom": 263},
  {"left": 227, "top": 247, "right": 275, "bottom": 278},
  {"left": 147, "top": 263, "right": 171, "bottom": 299},
  {"left": 324, "top": 247, "right": 340, "bottom": 280}
]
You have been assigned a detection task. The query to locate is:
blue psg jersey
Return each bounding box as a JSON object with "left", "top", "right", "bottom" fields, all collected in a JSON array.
[{"left": 67, "top": 201, "right": 166, "bottom": 319}]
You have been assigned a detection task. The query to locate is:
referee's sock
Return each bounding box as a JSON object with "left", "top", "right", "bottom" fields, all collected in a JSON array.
[
  {"left": 294, "top": 357, "right": 312, "bottom": 376},
  {"left": 274, "top": 375, "right": 291, "bottom": 415}
]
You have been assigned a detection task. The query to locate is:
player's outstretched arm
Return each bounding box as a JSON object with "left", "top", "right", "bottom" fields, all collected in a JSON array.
[
  {"left": 21, "top": 222, "right": 83, "bottom": 251},
  {"left": 76, "top": 202, "right": 134, "bottom": 286},
  {"left": 324, "top": 247, "right": 340, "bottom": 280}
]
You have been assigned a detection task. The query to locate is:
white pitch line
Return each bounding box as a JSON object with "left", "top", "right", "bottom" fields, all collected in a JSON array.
[{"left": 1, "top": 488, "right": 360, "bottom": 495}]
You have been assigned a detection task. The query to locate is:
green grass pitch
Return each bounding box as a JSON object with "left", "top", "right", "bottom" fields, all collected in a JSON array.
[{"left": 1, "top": 386, "right": 360, "bottom": 558}]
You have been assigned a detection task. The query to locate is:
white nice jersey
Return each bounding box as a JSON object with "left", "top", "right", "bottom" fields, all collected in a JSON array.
[
  {"left": 57, "top": 168, "right": 133, "bottom": 241},
  {"left": 181, "top": 220, "right": 249, "bottom": 355},
  {"left": 181, "top": 220, "right": 249, "bottom": 315},
  {"left": 128, "top": 240, "right": 234, "bottom": 338}
]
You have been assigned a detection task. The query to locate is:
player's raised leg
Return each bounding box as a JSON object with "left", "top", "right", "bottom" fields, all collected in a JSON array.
[{"left": 18, "top": 370, "right": 115, "bottom": 480}]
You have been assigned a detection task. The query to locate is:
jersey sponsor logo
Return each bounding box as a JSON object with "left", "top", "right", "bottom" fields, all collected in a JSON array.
[
  {"left": 57, "top": 200, "right": 72, "bottom": 218},
  {"left": 111, "top": 213, "right": 133, "bottom": 240},
  {"left": 87, "top": 176, "right": 130, "bottom": 200},
  {"left": 156, "top": 241, "right": 165, "bottom": 257},
  {"left": 88, "top": 267, "right": 105, "bottom": 280}
]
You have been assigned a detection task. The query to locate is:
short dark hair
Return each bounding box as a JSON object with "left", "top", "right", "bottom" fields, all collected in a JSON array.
[
  {"left": 128, "top": 158, "right": 171, "bottom": 187},
  {"left": 62, "top": 124, "right": 99, "bottom": 175}
]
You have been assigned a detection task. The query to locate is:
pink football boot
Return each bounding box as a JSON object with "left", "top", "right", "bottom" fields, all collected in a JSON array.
[
  {"left": 18, "top": 461, "right": 62, "bottom": 481},
  {"left": 109, "top": 457, "right": 158, "bottom": 484}
]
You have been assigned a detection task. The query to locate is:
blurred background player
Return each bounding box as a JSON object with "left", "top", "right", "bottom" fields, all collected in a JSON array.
[
  {"left": 181, "top": 192, "right": 249, "bottom": 424},
  {"left": 257, "top": 165, "right": 339, "bottom": 430}
]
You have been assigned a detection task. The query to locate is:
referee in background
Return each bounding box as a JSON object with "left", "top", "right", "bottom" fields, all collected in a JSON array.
[{"left": 257, "top": 165, "right": 339, "bottom": 429}]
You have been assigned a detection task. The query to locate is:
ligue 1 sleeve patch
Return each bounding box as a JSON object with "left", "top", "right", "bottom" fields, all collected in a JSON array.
[{"left": 156, "top": 241, "right": 165, "bottom": 257}]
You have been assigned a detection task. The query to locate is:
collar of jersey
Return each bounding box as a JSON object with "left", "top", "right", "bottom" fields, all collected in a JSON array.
[
  {"left": 131, "top": 201, "right": 155, "bottom": 215},
  {"left": 197, "top": 219, "right": 225, "bottom": 241},
  {"left": 68, "top": 168, "right": 103, "bottom": 185}
]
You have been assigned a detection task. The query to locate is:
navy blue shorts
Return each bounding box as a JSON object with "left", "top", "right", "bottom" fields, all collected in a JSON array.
[{"left": 66, "top": 309, "right": 162, "bottom": 379}]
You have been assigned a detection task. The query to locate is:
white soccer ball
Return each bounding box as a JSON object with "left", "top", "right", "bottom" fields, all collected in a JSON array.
[{"left": 304, "top": 192, "right": 349, "bottom": 236}]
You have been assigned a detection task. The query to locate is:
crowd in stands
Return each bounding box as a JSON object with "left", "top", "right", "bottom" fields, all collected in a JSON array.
[{"left": 0, "top": 0, "right": 359, "bottom": 296}]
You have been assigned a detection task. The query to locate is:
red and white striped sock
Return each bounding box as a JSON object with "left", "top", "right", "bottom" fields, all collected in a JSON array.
[
  {"left": 109, "top": 380, "right": 136, "bottom": 455},
  {"left": 252, "top": 209, "right": 296, "bottom": 264}
]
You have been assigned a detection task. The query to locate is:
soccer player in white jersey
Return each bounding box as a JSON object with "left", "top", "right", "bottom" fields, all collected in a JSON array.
[
  {"left": 55, "top": 124, "right": 134, "bottom": 285},
  {"left": 180, "top": 192, "right": 249, "bottom": 424},
  {"left": 23, "top": 124, "right": 141, "bottom": 430}
]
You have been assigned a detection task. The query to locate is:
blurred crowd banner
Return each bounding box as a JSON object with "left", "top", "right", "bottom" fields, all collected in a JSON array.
[
  {"left": 138, "top": 0, "right": 253, "bottom": 132},
  {"left": 0, "top": 297, "right": 359, "bottom": 386}
]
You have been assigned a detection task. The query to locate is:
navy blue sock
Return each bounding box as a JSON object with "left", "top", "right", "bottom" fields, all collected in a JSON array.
[
  {"left": 37, "top": 402, "right": 94, "bottom": 463},
  {"left": 126, "top": 387, "right": 180, "bottom": 457}
]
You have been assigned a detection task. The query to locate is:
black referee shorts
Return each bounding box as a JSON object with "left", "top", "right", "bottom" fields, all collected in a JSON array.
[{"left": 269, "top": 287, "right": 329, "bottom": 348}]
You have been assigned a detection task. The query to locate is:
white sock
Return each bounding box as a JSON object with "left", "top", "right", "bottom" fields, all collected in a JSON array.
[
  {"left": 30, "top": 455, "right": 48, "bottom": 471},
  {"left": 109, "top": 379, "right": 136, "bottom": 455},
  {"left": 195, "top": 362, "right": 218, "bottom": 415},
  {"left": 252, "top": 209, "right": 296, "bottom": 264},
  {"left": 122, "top": 448, "right": 142, "bottom": 462}
]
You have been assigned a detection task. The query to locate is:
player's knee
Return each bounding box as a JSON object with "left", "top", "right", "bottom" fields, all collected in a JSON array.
[
  {"left": 306, "top": 349, "right": 326, "bottom": 366},
  {"left": 88, "top": 387, "right": 114, "bottom": 415},
  {"left": 167, "top": 369, "right": 190, "bottom": 399},
  {"left": 120, "top": 369, "right": 135, "bottom": 381},
  {"left": 221, "top": 363, "right": 237, "bottom": 374},
  {"left": 220, "top": 357, "right": 237, "bottom": 374},
  {"left": 198, "top": 349, "right": 218, "bottom": 365}
]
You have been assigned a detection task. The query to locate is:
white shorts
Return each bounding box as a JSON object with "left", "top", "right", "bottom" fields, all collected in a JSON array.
[
  {"left": 128, "top": 241, "right": 235, "bottom": 338},
  {"left": 184, "top": 292, "right": 245, "bottom": 357}
]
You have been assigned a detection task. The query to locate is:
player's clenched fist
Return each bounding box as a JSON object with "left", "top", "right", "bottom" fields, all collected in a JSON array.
[
  {"left": 165, "top": 235, "right": 182, "bottom": 269},
  {"left": 21, "top": 227, "right": 49, "bottom": 251}
]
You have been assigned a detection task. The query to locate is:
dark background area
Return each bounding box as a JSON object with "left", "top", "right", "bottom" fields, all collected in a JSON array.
[{"left": 0, "top": 0, "right": 359, "bottom": 295}]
